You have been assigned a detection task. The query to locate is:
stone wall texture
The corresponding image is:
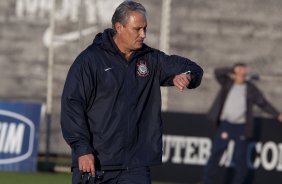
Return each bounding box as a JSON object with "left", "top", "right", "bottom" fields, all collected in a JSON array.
[{"left": 0, "top": 0, "right": 281, "bottom": 154}]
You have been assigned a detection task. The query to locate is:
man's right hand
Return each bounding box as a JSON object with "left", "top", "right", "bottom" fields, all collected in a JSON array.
[
  {"left": 173, "top": 73, "right": 191, "bottom": 92},
  {"left": 78, "top": 154, "right": 95, "bottom": 177}
]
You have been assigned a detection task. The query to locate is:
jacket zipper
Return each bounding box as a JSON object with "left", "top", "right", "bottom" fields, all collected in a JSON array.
[
  {"left": 119, "top": 54, "right": 130, "bottom": 169},
  {"left": 125, "top": 62, "right": 130, "bottom": 169}
]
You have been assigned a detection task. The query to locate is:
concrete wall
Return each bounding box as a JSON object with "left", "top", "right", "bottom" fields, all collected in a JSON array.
[{"left": 0, "top": 0, "right": 281, "bottom": 155}]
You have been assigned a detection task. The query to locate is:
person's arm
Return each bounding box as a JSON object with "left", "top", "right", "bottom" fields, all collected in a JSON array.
[
  {"left": 158, "top": 51, "right": 203, "bottom": 89},
  {"left": 214, "top": 67, "right": 233, "bottom": 85},
  {"left": 61, "top": 55, "right": 96, "bottom": 176},
  {"left": 252, "top": 84, "right": 282, "bottom": 121}
]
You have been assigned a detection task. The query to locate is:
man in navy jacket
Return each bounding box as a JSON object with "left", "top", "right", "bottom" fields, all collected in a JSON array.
[{"left": 61, "top": 1, "right": 203, "bottom": 184}]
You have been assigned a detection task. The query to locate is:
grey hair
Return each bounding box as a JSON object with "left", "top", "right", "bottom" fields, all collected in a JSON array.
[{"left": 111, "top": 1, "right": 146, "bottom": 32}]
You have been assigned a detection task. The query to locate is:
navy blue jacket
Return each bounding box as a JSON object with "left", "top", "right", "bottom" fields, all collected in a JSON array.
[{"left": 61, "top": 29, "right": 203, "bottom": 170}]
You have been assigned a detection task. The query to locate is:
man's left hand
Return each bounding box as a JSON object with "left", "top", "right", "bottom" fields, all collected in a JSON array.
[{"left": 173, "top": 73, "right": 191, "bottom": 92}]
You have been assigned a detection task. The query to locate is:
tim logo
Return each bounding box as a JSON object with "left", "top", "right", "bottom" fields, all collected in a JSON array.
[{"left": 0, "top": 110, "right": 34, "bottom": 164}]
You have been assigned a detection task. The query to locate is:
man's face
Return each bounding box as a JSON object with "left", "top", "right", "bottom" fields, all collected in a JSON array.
[
  {"left": 234, "top": 66, "right": 248, "bottom": 80},
  {"left": 117, "top": 11, "right": 147, "bottom": 51}
]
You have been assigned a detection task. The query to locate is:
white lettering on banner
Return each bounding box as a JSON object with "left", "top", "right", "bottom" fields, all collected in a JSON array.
[
  {"left": 15, "top": 0, "right": 51, "bottom": 19},
  {"left": 14, "top": 0, "right": 123, "bottom": 48},
  {"left": 261, "top": 142, "right": 278, "bottom": 171},
  {"left": 163, "top": 134, "right": 282, "bottom": 172},
  {"left": 0, "top": 122, "right": 25, "bottom": 154},
  {"left": 219, "top": 140, "right": 234, "bottom": 167},
  {"left": 0, "top": 110, "right": 35, "bottom": 165},
  {"left": 162, "top": 135, "right": 212, "bottom": 165},
  {"left": 183, "top": 137, "right": 211, "bottom": 165},
  {"left": 0, "top": 123, "right": 8, "bottom": 152},
  {"left": 250, "top": 141, "right": 282, "bottom": 171},
  {"left": 276, "top": 144, "right": 282, "bottom": 171},
  {"left": 55, "top": 0, "right": 80, "bottom": 22},
  {"left": 15, "top": 0, "right": 123, "bottom": 24},
  {"left": 15, "top": 0, "right": 84, "bottom": 22}
]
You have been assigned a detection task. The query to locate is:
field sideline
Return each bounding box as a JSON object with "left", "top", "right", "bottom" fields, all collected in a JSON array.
[{"left": 0, "top": 172, "right": 176, "bottom": 184}]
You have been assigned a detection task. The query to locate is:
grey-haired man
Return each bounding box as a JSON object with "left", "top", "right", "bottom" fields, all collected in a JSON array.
[{"left": 61, "top": 1, "right": 203, "bottom": 183}]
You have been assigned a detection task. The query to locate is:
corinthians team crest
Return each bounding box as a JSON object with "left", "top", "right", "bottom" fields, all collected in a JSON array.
[{"left": 137, "top": 60, "right": 149, "bottom": 77}]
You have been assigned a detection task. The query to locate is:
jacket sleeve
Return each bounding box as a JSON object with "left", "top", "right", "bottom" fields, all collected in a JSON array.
[
  {"left": 252, "top": 84, "right": 280, "bottom": 117},
  {"left": 157, "top": 51, "right": 203, "bottom": 89},
  {"left": 214, "top": 67, "right": 233, "bottom": 86},
  {"left": 61, "top": 55, "right": 95, "bottom": 157}
]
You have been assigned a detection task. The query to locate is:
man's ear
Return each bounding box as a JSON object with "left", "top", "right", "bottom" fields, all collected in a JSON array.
[{"left": 115, "top": 22, "right": 123, "bottom": 34}]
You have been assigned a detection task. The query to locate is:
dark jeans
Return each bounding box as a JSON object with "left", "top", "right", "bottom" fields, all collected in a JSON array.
[
  {"left": 72, "top": 167, "right": 151, "bottom": 184},
  {"left": 202, "top": 121, "right": 248, "bottom": 184}
]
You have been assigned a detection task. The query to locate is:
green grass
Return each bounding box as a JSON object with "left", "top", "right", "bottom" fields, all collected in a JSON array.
[
  {"left": 0, "top": 158, "right": 177, "bottom": 184},
  {"left": 0, "top": 172, "right": 71, "bottom": 184},
  {"left": 0, "top": 172, "right": 175, "bottom": 184}
]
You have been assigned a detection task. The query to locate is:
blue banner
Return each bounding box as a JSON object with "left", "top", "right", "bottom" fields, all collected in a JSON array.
[{"left": 0, "top": 101, "right": 44, "bottom": 172}]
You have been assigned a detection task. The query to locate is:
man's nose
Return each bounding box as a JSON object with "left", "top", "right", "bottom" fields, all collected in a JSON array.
[{"left": 140, "top": 29, "right": 146, "bottom": 39}]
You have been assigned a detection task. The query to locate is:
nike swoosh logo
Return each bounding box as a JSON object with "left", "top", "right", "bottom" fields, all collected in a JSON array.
[
  {"left": 104, "top": 67, "right": 112, "bottom": 71},
  {"left": 43, "top": 26, "right": 97, "bottom": 48}
]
